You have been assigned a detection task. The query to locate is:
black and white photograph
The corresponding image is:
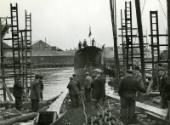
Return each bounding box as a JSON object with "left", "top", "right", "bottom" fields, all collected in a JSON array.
[{"left": 0, "top": 0, "right": 170, "bottom": 125}]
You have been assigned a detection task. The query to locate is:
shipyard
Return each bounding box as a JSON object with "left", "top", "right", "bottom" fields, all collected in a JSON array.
[{"left": 0, "top": 0, "right": 170, "bottom": 125}]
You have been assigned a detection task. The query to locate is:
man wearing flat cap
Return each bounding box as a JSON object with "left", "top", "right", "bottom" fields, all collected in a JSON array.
[
  {"left": 84, "top": 72, "right": 92, "bottom": 102},
  {"left": 67, "top": 76, "right": 80, "bottom": 107},
  {"left": 118, "top": 70, "right": 146, "bottom": 124},
  {"left": 30, "top": 74, "right": 41, "bottom": 112}
]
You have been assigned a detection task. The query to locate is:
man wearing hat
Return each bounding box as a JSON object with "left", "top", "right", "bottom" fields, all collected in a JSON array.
[
  {"left": 91, "top": 69, "right": 104, "bottom": 105},
  {"left": 39, "top": 75, "right": 44, "bottom": 100},
  {"left": 67, "top": 76, "right": 80, "bottom": 107},
  {"left": 13, "top": 77, "right": 23, "bottom": 110},
  {"left": 30, "top": 74, "right": 41, "bottom": 112},
  {"left": 84, "top": 72, "right": 92, "bottom": 102},
  {"left": 118, "top": 70, "right": 146, "bottom": 124}
]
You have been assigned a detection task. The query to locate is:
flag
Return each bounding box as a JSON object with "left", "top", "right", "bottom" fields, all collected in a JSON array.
[{"left": 88, "top": 26, "right": 92, "bottom": 37}]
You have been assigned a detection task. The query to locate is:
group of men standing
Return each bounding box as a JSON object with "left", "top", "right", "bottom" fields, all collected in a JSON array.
[
  {"left": 13, "top": 74, "right": 44, "bottom": 112},
  {"left": 67, "top": 69, "right": 106, "bottom": 107}
]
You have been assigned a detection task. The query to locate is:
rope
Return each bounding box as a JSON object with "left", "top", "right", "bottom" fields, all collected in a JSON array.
[
  {"left": 97, "top": 103, "right": 104, "bottom": 114},
  {"left": 80, "top": 95, "right": 88, "bottom": 124}
]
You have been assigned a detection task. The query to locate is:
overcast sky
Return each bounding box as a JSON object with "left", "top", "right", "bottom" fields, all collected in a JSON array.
[{"left": 0, "top": 0, "right": 167, "bottom": 50}]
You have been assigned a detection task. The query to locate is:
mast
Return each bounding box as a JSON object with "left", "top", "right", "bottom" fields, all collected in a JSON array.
[
  {"left": 110, "top": 0, "right": 120, "bottom": 83},
  {"left": 134, "top": 0, "right": 145, "bottom": 81}
]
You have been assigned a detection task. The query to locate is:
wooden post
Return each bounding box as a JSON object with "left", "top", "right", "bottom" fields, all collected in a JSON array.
[
  {"left": 0, "top": 18, "right": 7, "bottom": 101},
  {"left": 135, "top": 0, "right": 145, "bottom": 81},
  {"left": 167, "top": 0, "right": 170, "bottom": 120},
  {"left": 110, "top": 0, "right": 120, "bottom": 83},
  {"left": 167, "top": 0, "right": 170, "bottom": 84},
  {"left": 0, "top": 19, "right": 2, "bottom": 77}
]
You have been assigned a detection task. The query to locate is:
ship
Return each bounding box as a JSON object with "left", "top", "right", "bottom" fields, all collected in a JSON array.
[{"left": 74, "top": 45, "right": 103, "bottom": 80}]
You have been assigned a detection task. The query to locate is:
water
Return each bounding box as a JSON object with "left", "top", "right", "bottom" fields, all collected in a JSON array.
[
  {"left": 0, "top": 66, "right": 114, "bottom": 114},
  {"left": 0, "top": 67, "right": 74, "bottom": 113},
  {"left": 35, "top": 67, "right": 74, "bottom": 113}
]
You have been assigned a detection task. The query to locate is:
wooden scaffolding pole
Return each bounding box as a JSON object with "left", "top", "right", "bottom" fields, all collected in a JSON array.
[
  {"left": 167, "top": 0, "right": 170, "bottom": 120},
  {"left": 110, "top": 0, "right": 120, "bottom": 83},
  {"left": 0, "top": 18, "right": 7, "bottom": 101},
  {"left": 135, "top": 0, "right": 145, "bottom": 81},
  {"left": 167, "top": 0, "right": 170, "bottom": 84},
  {"left": 0, "top": 19, "right": 2, "bottom": 77}
]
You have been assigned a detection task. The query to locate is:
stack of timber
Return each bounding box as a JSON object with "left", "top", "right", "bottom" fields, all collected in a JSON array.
[{"left": 0, "top": 93, "right": 62, "bottom": 125}]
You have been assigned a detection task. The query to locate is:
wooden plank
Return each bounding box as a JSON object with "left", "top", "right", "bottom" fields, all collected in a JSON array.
[
  {"left": 0, "top": 112, "right": 38, "bottom": 125},
  {"left": 106, "top": 92, "right": 168, "bottom": 119}
]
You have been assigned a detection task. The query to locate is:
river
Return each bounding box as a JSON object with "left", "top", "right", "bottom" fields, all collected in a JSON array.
[
  {"left": 0, "top": 67, "right": 74, "bottom": 113},
  {"left": 33, "top": 67, "right": 74, "bottom": 113},
  {"left": 0, "top": 66, "right": 114, "bottom": 114}
]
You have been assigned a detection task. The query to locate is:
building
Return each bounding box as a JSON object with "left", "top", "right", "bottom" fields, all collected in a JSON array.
[{"left": 32, "top": 40, "right": 75, "bottom": 67}]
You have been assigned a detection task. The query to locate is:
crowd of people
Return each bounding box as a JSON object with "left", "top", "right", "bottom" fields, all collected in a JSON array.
[
  {"left": 12, "top": 65, "right": 170, "bottom": 124},
  {"left": 67, "top": 69, "right": 106, "bottom": 108}
]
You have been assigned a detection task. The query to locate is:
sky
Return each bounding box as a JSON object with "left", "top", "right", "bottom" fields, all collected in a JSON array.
[{"left": 0, "top": 0, "right": 167, "bottom": 50}]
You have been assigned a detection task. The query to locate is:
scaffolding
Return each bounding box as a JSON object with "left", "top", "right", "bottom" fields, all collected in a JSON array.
[
  {"left": 119, "top": 1, "right": 144, "bottom": 71},
  {"left": 0, "top": 3, "right": 32, "bottom": 101},
  {"left": 118, "top": 1, "right": 168, "bottom": 82}
]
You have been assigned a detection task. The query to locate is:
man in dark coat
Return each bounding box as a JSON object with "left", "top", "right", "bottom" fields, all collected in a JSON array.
[
  {"left": 30, "top": 74, "right": 41, "bottom": 112},
  {"left": 84, "top": 72, "right": 93, "bottom": 102},
  {"left": 99, "top": 73, "right": 106, "bottom": 102},
  {"left": 91, "top": 70, "right": 104, "bottom": 104},
  {"left": 67, "top": 76, "right": 80, "bottom": 107},
  {"left": 39, "top": 75, "right": 44, "bottom": 100},
  {"left": 159, "top": 71, "right": 170, "bottom": 108},
  {"left": 118, "top": 70, "right": 146, "bottom": 124},
  {"left": 13, "top": 77, "right": 23, "bottom": 110}
]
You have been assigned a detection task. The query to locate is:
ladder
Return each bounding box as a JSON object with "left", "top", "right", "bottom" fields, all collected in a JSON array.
[
  {"left": 10, "top": 3, "right": 21, "bottom": 82},
  {"left": 125, "top": 1, "right": 133, "bottom": 69},
  {"left": 150, "top": 11, "right": 160, "bottom": 69},
  {"left": 120, "top": 9, "right": 127, "bottom": 71},
  {"left": 25, "top": 10, "right": 32, "bottom": 90}
]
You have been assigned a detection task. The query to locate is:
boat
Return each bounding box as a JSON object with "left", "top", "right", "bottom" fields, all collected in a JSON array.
[
  {"left": 48, "top": 45, "right": 126, "bottom": 125},
  {"left": 35, "top": 45, "right": 170, "bottom": 125},
  {"left": 74, "top": 45, "right": 103, "bottom": 80}
]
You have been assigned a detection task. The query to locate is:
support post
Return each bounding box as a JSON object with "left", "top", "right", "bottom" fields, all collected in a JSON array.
[
  {"left": 135, "top": 0, "right": 145, "bottom": 81},
  {"left": 167, "top": 0, "right": 170, "bottom": 120},
  {"left": 0, "top": 18, "right": 6, "bottom": 101},
  {"left": 110, "top": 0, "right": 120, "bottom": 83},
  {"left": 167, "top": 0, "right": 170, "bottom": 85}
]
